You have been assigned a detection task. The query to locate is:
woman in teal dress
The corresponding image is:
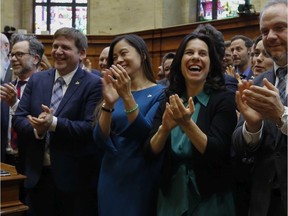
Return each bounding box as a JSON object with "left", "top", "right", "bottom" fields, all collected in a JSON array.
[
  {"left": 146, "top": 31, "right": 237, "bottom": 216},
  {"left": 93, "top": 34, "right": 165, "bottom": 216}
]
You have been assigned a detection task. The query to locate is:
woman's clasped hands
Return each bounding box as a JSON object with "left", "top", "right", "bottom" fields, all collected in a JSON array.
[
  {"left": 102, "top": 64, "right": 131, "bottom": 105},
  {"left": 162, "top": 94, "right": 195, "bottom": 131}
]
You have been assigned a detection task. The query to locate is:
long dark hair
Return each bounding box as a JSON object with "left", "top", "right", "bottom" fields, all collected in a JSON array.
[
  {"left": 168, "top": 32, "right": 225, "bottom": 97},
  {"left": 108, "top": 34, "right": 156, "bottom": 83}
]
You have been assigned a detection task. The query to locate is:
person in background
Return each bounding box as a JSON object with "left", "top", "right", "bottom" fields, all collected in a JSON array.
[
  {"left": 1, "top": 33, "right": 12, "bottom": 83},
  {"left": 1, "top": 33, "right": 44, "bottom": 166},
  {"left": 158, "top": 52, "right": 175, "bottom": 86},
  {"left": 230, "top": 35, "right": 254, "bottom": 80},
  {"left": 2, "top": 25, "right": 16, "bottom": 41},
  {"left": 146, "top": 31, "right": 237, "bottom": 216},
  {"left": 232, "top": 0, "right": 287, "bottom": 215},
  {"left": 194, "top": 23, "right": 238, "bottom": 94},
  {"left": 223, "top": 40, "right": 233, "bottom": 70},
  {"left": 251, "top": 35, "right": 274, "bottom": 77},
  {"left": 157, "top": 64, "right": 165, "bottom": 81},
  {"left": 98, "top": 46, "right": 110, "bottom": 73},
  {"left": 12, "top": 27, "right": 103, "bottom": 216},
  {"left": 93, "top": 34, "right": 165, "bottom": 216},
  {"left": 37, "top": 54, "right": 52, "bottom": 71},
  {"left": 81, "top": 57, "right": 102, "bottom": 76}
]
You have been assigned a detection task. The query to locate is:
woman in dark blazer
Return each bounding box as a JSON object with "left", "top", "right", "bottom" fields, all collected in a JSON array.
[{"left": 145, "top": 31, "right": 237, "bottom": 216}]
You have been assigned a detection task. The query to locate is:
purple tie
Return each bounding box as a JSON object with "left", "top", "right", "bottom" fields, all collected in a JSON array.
[
  {"left": 276, "top": 67, "right": 287, "bottom": 104},
  {"left": 50, "top": 77, "right": 65, "bottom": 113}
]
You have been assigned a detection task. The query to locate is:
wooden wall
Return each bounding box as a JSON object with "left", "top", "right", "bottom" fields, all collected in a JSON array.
[{"left": 37, "top": 13, "right": 260, "bottom": 78}]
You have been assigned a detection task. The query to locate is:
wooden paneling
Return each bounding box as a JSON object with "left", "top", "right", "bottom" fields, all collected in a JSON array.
[{"left": 36, "top": 13, "right": 260, "bottom": 78}]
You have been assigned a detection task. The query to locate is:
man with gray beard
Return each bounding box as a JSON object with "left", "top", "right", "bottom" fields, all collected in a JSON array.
[
  {"left": 0, "top": 33, "right": 12, "bottom": 83},
  {"left": 0, "top": 33, "right": 44, "bottom": 166}
]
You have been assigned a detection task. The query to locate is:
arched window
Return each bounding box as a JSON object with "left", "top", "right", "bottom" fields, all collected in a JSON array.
[{"left": 33, "top": 0, "right": 88, "bottom": 34}]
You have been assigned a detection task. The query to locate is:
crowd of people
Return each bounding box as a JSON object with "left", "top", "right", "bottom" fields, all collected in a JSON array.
[{"left": 0, "top": 0, "right": 287, "bottom": 216}]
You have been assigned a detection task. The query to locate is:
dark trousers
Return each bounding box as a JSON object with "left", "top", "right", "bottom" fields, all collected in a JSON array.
[
  {"left": 267, "top": 188, "right": 286, "bottom": 216},
  {"left": 25, "top": 167, "right": 98, "bottom": 216},
  {"left": 4, "top": 153, "right": 19, "bottom": 167}
]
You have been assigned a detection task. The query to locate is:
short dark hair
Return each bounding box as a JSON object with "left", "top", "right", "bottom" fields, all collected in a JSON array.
[
  {"left": 53, "top": 27, "right": 88, "bottom": 51},
  {"left": 224, "top": 40, "right": 231, "bottom": 48},
  {"left": 161, "top": 52, "right": 175, "bottom": 69},
  {"left": 252, "top": 35, "right": 263, "bottom": 50},
  {"left": 231, "top": 35, "right": 253, "bottom": 49}
]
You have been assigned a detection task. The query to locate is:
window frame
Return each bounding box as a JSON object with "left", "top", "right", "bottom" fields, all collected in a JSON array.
[{"left": 33, "top": 0, "right": 88, "bottom": 34}]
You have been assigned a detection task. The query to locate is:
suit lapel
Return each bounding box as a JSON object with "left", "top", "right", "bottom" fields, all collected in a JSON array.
[{"left": 54, "top": 68, "right": 85, "bottom": 115}]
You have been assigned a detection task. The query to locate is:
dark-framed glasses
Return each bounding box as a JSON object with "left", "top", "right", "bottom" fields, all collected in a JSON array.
[{"left": 7, "top": 52, "right": 32, "bottom": 60}]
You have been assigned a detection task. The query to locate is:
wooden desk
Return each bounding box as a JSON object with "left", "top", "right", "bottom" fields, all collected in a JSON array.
[{"left": 0, "top": 163, "right": 28, "bottom": 216}]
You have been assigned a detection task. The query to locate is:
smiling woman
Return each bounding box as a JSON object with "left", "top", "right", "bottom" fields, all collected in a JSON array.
[
  {"left": 93, "top": 34, "right": 166, "bottom": 216},
  {"left": 145, "top": 29, "right": 237, "bottom": 216}
]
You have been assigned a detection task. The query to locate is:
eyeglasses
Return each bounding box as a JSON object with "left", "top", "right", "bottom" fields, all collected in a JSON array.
[{"left": 7, "top": 52, "right": 32, "bottom": 60}]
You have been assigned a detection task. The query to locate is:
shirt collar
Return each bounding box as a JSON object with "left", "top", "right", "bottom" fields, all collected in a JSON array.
[
  {"left": 274, "top": 63, "right": 288, "bottom": 75},
  {"left": 54, "top": 67, "right": 78, "bottom": 86},
  {"left": 194, "top": 90, "right": 210, "bottom": 107}
]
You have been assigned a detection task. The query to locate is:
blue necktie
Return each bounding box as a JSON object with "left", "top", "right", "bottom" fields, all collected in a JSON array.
[
  {"left": 276, "top": 67, "right": 287, "bottom": 104},
  {"left": 50, "top": 77, "right": 65, "bottom": 113}
]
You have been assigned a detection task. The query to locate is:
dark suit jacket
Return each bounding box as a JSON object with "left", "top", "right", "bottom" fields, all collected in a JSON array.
[
  {"left": 0, "top": 80, "right": 17, "bottom": 163},
  {"left": 239, "top": 66, "right": 254, "bottom": 80},
  {"left": 91, "top": 69, "right": 102, "bottom": 77},
  {"left": 232, "top": 69, "right": 287, "bottom": 216},
  {"left": 224, "top": 74, "right": 238, "bottom": 94},
  {"left": 146, "top": 89, "right": 238, "bottom": 198},
  {"left": 12, "top": 67, "right": 102, "bottom": 192}
]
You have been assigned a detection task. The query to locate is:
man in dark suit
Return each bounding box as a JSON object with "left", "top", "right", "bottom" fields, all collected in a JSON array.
[
  {"left": 12, "top": 27, "right": 102, "bottom": 216},
  {"left": 232, "top": 1, "right": 287, "bottom": 215},
  {"left": 1, "top": 33, "right": 44, "bottom": 166}
]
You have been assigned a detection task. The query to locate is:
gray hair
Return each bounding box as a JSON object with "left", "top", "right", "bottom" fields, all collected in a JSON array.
[{"left": 10, "top": 33, "right": 45, "bottom": 67}]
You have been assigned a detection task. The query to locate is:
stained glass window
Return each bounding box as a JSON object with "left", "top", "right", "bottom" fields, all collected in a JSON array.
[
  {"left": 33, "top": 0, "right": 87, "bottom": 34},
  {"left": 198, "top": 0, "right": 245, "bottom": 21}
]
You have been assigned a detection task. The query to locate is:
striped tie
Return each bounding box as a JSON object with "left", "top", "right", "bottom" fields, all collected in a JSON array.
[
  {"left": 50, "top": 77, "right": 65, "bottom": 113},
  {"left": 44, "top": 77, "right": 65, "bottom": 165},
  {"left": 276, "top": 67, "right": 287, "bottom": 104}
]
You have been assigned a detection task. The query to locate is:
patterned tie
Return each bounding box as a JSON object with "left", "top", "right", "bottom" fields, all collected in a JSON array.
[
  {"left": 276, "top": 67, "right": 287, "bottom": 104},
  {"left": 10, "top": 80, "right": 27, "bottom": 150},
  {"left": 44, "top": 77, "right": 65, "bottom": 165},
  {"left": 50, "top": 77, "right": 65, "bottom": 113}
]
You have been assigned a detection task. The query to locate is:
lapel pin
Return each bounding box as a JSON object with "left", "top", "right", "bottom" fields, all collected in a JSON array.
[{"left": 75, "top": 81, "right": 80, "bottom": 85}]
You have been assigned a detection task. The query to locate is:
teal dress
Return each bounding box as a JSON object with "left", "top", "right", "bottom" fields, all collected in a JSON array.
[{"left": 157, "top": 91, "right": 235, "bottom": 216}]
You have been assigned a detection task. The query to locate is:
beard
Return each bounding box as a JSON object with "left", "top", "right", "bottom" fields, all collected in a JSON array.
[{"left": 1, "top": 48, "right": 9, "bottom": 64}]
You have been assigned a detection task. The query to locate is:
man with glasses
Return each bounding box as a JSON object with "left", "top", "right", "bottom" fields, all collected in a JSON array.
[{"left": 0, "top": 33, "right": 44, "bottom": 166}]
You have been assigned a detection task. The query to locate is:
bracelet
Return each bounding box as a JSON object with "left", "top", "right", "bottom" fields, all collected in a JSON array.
[
  {"left": 124, "top": 104, "right": 138, "bottom": 114},
  {"left": 101, "top": 103, "right": 114, "bottom": 113}
]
